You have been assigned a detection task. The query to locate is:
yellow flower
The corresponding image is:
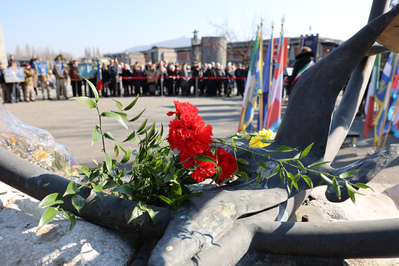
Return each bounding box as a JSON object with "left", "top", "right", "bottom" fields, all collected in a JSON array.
[
  {"left": 249, "top": 129, "right": 276, "bottom": 148},
  {"left": 32, "top": 150, "right": 49, "bottom": 161}
]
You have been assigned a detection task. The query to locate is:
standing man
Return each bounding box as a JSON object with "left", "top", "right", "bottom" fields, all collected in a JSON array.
[
  {"left": 108, "top": 59, "right": 117, "bottom": 96},
  {"left": 235, "top": 63, "right": 246, "bottom": 97},
  {"left": 23, "top": 63, "right": 36, "bottom": 102},
  {"left": 53, "top": 56, "right": 68, "bottom": 100}
]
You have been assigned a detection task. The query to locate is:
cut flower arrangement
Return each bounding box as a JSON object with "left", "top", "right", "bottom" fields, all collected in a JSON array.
[{"left": 35, "top": 81, "right": 369, "bottom": 232}]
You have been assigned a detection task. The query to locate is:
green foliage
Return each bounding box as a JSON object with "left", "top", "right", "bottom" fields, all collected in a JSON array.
[
  {"left": 36, "top": 80, "right": 367, "bottom": 233},
  {"left": 36, "top": 80, "right": 195, "bottom": 233}
]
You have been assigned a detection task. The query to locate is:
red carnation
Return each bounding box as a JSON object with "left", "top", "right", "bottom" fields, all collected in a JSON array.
[
  {"left": 167, "top": 115, "right": 213, "bottom": 157},
  {"left": 216, "top": 148, "right": 237, "bottom": 182},
  {"left": 167, "top": 101, "right": 199, "bottom": 120},
  {"left": 191, "top": 151, "right": 217, "bottom": 182}
]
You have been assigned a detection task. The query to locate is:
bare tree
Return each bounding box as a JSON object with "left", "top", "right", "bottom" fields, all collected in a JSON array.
[
  {"left": 25, "top": 44, "right": 31, "bottom": 58},
  {"left": 210, "top": 17, "right": 261, "bottom": 65},
  {"left": 15, "top": 45, "right": 22, "bottom": 58}
]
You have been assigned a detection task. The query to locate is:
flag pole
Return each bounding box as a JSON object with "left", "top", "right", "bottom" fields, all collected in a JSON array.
[
  {"left": 258, "top": 20, "right": 264, "bottom": 131},
  {"left": 382, "top": 96, "right": 399, "bottom": 148},
  {"left": 378, "top": 54, "right": 399, "bottom": 149}
]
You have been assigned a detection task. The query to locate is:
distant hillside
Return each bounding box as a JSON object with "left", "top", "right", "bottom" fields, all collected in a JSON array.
[{"left": 127, "top": 36, "right": 191, "bottom": 52}]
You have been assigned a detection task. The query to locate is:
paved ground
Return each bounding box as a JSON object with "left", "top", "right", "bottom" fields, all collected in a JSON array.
[{"left": 3, "top": 85, "right": 399, "bottom": 197}]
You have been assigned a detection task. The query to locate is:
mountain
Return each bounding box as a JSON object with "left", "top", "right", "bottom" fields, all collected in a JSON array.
[{"left": 127, "top": 36, "right": 192, "bottom": 52}]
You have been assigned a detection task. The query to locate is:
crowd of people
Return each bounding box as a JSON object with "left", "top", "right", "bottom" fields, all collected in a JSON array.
[
  {"left": 0, "top": 55, "right": 56, "bottom": 103},
  {"left": 93, "top": 59, "right": 249, "bottom": 99},
  {"left": 0, "top": 55, "right": 251, "bottom": 103}
]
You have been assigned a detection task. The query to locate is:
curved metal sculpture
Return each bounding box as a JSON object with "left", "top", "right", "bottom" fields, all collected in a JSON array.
[{"left": 1, "top": 1, "right": 399, "bottom": 265}]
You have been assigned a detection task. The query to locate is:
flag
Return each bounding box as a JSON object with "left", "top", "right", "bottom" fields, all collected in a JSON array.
[
  {"left": 238, "top": 28, "right": 263, "bottom": 132},
  {"left": 373, "top": 53, "right": 399, "bottom": 148},
  {"left": 389, "top": 61, "right": 399, "bottom": 137},
  {"left": 273, "top": 38, "right": 289, "bottom": 67},
  {"left": 96, "top": 59, "right": 103, "bottom": 91},
  {"left": 300, "top": 34, "right": 319, "bottom": 62},
  {"left": 265, "top": 26, "right": 285, "bottom": 131},
  {"left": 363, "top": 55, "right": 380, "bottom": 138},
  {"left": 258, "top": 32, "right": 273, "bottom": 131}
]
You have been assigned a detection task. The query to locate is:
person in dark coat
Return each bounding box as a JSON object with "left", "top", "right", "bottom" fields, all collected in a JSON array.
[
  {"left": 166, "top": 64, "right": 177, "bottom": 96},
  {"left": 287, "top": 46, "right": 315, "bottom": 97},
  {"left": 234, "top": 63, "right": 246, "bottom": 97},
  {"left": 101, "top": 63, "right": 110, "bottom": 97},
  {"left": 121, "top": 64, "right": 132, "bottom": 97},
  {"left": 132, "top": 62, "right": 142, "bottom": 96},
  {"left": 204, "top": 64, "right": 217, "bottom": 96}
]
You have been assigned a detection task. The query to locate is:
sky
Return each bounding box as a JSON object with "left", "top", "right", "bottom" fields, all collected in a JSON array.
[{"left": 0, "top": 0, "right": 377, "bottom": 58}]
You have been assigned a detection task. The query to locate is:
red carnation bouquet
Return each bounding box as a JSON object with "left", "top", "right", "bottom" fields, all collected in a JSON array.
[{"left": 167, "top": 101, "right": 238, "bottom": 184}]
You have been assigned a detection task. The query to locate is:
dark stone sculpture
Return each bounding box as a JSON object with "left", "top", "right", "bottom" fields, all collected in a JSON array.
[{"left": 1, "top": 1, "right": 399, "bottom": 265}]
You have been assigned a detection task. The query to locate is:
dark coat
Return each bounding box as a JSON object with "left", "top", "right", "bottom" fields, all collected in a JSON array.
[{"left": 287, "top": 51, "right": 315, "bottom": 93}]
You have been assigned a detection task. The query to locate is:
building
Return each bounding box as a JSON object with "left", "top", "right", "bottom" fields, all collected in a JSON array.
[{"left": 104, "top": 32, "right": 344, "bottom": 68}]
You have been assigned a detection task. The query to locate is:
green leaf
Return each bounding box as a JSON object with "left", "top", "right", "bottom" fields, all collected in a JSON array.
[
  {"left": 255, "top": 170, "right": 263, "bottom": 186},
  {"left": 302, "top": 175, "right": 313, "bottom": 189},
  {"left": 64, "top": 181, "right": 79, "bottom": 196},
  {"left": 308, "top": 161, "right": 330, "bottom": 168},
  {"left": 127, "top": 202, "right": 155, "bottom": 224},
  {"left": 259, "top": 138, "right": 274, "bottom": 143},
  {"left": 76, "top": 165, "right": 90, "bottom": 177},
  {"left": 276, "top": 158, "right": 294, "bottom": 163},
  {"left": 104, "top": 132, "right": 117, "bottom": 141},
  {"left": 239, "top": 171, "right": 249, "bottom": 182},
  {"left": 123, "top": 131, "right": 136, "bottom": 142},
  {"left": 112, "top": 111, "right": 128, "bottom": 120},
  {"left": 339, "top": 169, "right": 360, "bottom": 179},
  {"left": 114, "top": 144, "right": 119, "bottom": 157},
  {"left": 104, "top": 153, "right": 113, "bottom": 173},
  {"left": 113, "top": 99, "right": 123, "bottom": 111},
  {"left": 103, "top": 180, "right": 118, "bottom": 189},
  {"left": 297, "top": 161, "right": 306, "bottom": 173},
  {"left": 92, "top": 183, "right": 104, "bottom": 201},
  {"left": 62, "top": 210, "right": 76, "bottom": 232},
  {"left": 101, "top": 112, "right": 127, "bottom": 129},
  {"left": 237, "top": 158, "right": 249, "bottom": 165},
  {"left": 293, "top": 152, "right": 301, "bottom": 160},
  {"left": 124, "top": 95, "right": 139, "bottom": 111},
  {"left": 320, "top": 173, "right": 333, "bottom": 185},
  {"left": 345, "top": 181, "right": 364, "bottom": 195},
  {"left": 287, "top": 179, "right": 293, "bottom": 195},
  {"left": 301, "top": 143, "right": 314, "bottom": 158},
  {"left": 36, "top": 193, "right": 64, "bottom": 212},
  {"left": 287, "top": 172, "right": 299, "bottom": 191},
  {"left": 71, "top": 194, "right": 85, "bottom": 214},
  {"left": 276, "top": 145, "right": 298, "bottom": 152},
  {"left": 91, "top": 125, "right": 102, "bottom": 145},
  {"left": 113, "top": 184, "right": 134, "bottom": 198},
  {"left": 271, "top": 165, "right": 280, "bottom": 177},
  {"left": 194, "top": 154, "right": 216, "bottom": 163},
  {"left": 348, "top": 189, "right": 356, "bottom": 203},
  {"left": 171, "top": 182, "right": 182, "bottom": 198},
  {"left": 231, "top": 138, "right": 237, "bottom": 151},
  {"left": 137, "top": 117, "right": 148, "bottom": 133},
  {"left": 83, "top": 78, "right": 99, "bottom": 102},
  {"left": 70, "top": 96, "right": 96, "bottom": 109},
  {"left": 129, "top": 108, "right": 146, "bottom": 122},
  {"left": 280, "top": 168, "right": 286, "bottom": 183},
  {"left": 120, "top": 147, "right": 132, "bottom": 164},
  {"left": 257, "top": 161, "right": 268, "bottom": 170},
  {"left": 355, "top": 183, "right": 374, "bottom": 191},
  {"left": 332, "top": 177, "right": 341, "bottom": 200},
  {"left": 158, "top": 195, "right": 173, "bottom": 206},
  {"left": 36, "top": 206, "right": 59, "bottom": 233}
]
